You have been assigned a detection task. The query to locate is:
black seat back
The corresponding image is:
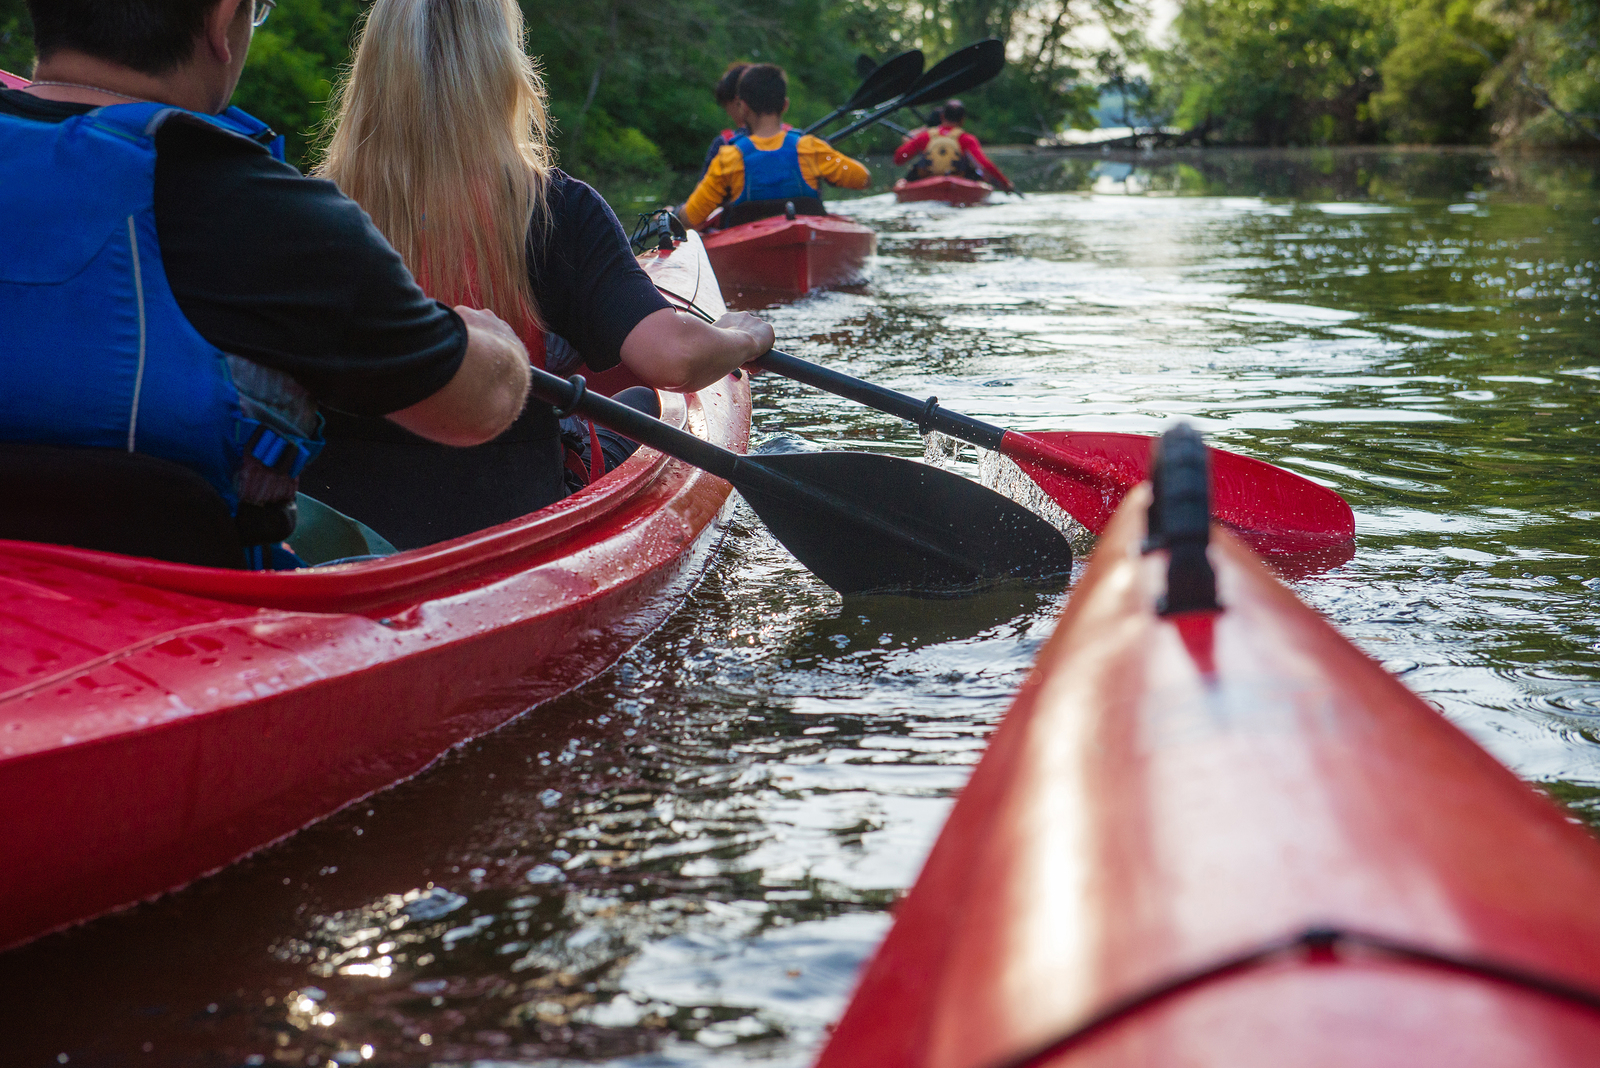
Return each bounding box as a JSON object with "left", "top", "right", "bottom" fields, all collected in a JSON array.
[
  {"left": 0, "top": 444, "right": 245, "bottom": 568},
  {"left": 719, "top": 196, "right": 826, "bottom": 229}
]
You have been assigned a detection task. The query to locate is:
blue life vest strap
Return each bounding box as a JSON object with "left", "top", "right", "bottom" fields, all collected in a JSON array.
[
  {"left": 732, "top": 130, "right": 818, "bottom": 205},
  {"left": 239, "top": 419, "right": 322, "bottom": 479}
]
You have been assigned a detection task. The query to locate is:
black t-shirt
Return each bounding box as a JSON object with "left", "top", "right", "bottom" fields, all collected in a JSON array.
[
  {"left": 320, "top": 168, "right": 672, "bottom": 445},
  {"left": 527, "top": 169, "right": 672, "bottom": 373},
  {"left": 0, "top": 89, "right": 467, "bottom": 417},
  {"left": 306, "top": 171, "right": 674, "bottom": 548}
]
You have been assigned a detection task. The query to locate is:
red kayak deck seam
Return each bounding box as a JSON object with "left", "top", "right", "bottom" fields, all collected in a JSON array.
[{"left": 991, "top": 925, "right": 1600, "bottom": 1068}]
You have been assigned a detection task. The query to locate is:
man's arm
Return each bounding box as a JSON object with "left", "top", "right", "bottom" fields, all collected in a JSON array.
[
  {"left": 801, "top": 136, "right": 871, "bottom": 190},
  {"left": 960, "top": 133, "right": 1012, "bottom": 190},
  {"left": 619, "top": 308, "right": 773, "bottom": 393},
  {"left": 681, "top": 148, "right": 744, "bottom": 229},
  {"left": 893, "top": 129, "right": 930, "bottom": 166},
  {"left": 385, "top": 306, "right": 530, "bottom": 446}
]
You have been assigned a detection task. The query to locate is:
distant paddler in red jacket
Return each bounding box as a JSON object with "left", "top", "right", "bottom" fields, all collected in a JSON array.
[{"left": 893, "top": 99, "right": 1014, "bottom": 192}]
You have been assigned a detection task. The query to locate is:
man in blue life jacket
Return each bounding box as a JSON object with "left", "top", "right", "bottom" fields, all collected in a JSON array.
[
  {"left": 680, "top": 64, "right": 870, "bottom": 230},
  {"left": 0, "top": 0, "right": 532, "bottom": 567}
]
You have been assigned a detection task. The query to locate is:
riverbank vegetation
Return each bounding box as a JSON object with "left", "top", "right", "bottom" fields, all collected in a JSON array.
[
  {"left": 0, "top": 0, "right": 1138, "bottom": 176},
  {"left": 0, "top": 0, "right": 1593, "bottom": 179},
  {"left": 1153, "top": 0, "right": 1599, "bottom": 148}
]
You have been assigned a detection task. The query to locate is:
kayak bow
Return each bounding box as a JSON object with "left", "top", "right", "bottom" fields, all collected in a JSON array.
[{"left": 816, "top": 425, "right": 1600, "bottom": 1068}]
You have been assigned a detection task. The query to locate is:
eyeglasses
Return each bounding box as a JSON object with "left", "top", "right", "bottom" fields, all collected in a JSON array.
[{"left": 251, "top": 0, "right": 276, "bottom": 27}]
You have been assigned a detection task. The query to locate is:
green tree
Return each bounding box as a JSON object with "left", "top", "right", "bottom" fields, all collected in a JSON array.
[
  {"left": 1367, "top": 0, "right": 1503, "bottom": 143},
  {"left": 1476, "top": 0, "right": 1600, "bottom": 144},
  {"left": 1153, "top": 0, "right": 1392, "bottom": 144},
  {"left": 0, "top": 0, "right": 31, "bottom": 76},
  {"left": 232, "top": 0, "right": 365, "bottom": 166}
]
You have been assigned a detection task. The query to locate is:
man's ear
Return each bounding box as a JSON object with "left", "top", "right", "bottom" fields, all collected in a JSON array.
[
  {"left": 204, "top": 0, "right": 252, "bottom": 64},
  {"left": 780, "top": 97, "right": 790, "bottom": 116}
]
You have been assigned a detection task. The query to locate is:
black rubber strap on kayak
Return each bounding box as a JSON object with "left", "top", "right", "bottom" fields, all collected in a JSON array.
[
  {"left": 1145, "top": 422, "right": 1218, "bottom": 615},
  {"left": 986, "top": 925, "right": 1600, "bottom": 1068}
]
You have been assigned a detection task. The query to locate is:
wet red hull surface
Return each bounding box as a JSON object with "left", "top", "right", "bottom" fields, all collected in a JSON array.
[
  {"left": 0, "top": 373, "right": 750, "bottom": 953},
  {"left": 893, "top": 176, "right": 993, "bottom": 206},
  {"left": 702, "top": 214, "right": 876, "bottom": 304},
  {"left": 816, "top": 485, "right": 1600, "bottom": 1067}
]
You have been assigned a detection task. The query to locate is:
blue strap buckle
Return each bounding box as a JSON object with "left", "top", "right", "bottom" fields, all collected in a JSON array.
[{"left": 241, "top": 420, "right": 318, "bottom": 478}]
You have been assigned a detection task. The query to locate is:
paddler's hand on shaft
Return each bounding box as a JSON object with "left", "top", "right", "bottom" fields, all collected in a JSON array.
[
  {"left": 713, "top": 310, "right": 775, "bottom": 373},
  {"left": 386, "top": 305, "right": 531, "bottom": 447}
]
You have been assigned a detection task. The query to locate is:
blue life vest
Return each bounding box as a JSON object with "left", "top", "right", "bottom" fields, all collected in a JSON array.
[
  {"left": 0, "top": 101, "right": 320, "bottom": 516},
  {"left": 731, "top": 130, "right": 818, "bottom": 204}
]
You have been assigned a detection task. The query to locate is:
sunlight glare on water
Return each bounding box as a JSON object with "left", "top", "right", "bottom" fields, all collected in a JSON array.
[{"left": 4, "top": 148, "right": 1599, "bottom": 1067}]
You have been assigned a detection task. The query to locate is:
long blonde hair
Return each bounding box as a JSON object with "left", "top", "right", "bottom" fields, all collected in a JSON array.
[{"left": 319, "top": 0, "right": 553, "bottom": 343}]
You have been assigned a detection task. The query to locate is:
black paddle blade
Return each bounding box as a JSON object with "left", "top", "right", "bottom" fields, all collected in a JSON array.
[
  {"left": 734, "top": 451, "right": 1073, "bottom": 598},
  {"left": 901, "top": 37, "right": 1005, "bottom": 108},
  {"left": 845, "top": 48, "right": 925, "bottom": 110},
  {"left": 854, "top": 54, "right": 878, "bottom": 79}
]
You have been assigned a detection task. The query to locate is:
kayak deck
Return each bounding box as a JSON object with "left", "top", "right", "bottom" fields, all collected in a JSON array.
[
  {"left": 701, "top": 213, "right": 876, "bottom": 304},
  {"left": 0, "top": 372, "right": 750, "bottom": 953},
  {"left": 816, "top": 475, "right": 1600, "bottom": 1067}
]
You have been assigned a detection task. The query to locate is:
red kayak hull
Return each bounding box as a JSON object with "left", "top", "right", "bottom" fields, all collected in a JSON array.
[
  {"left": 0, "top": 373, "right": 749, "bottom": 953},
  {"left": 702, "top": 214, "right": 875, "bottom": 304},
  {"left": 816, "top": 485, "right": 1600, "bottom": 1067},
  {"left": 894, "top": 176, "right": 993, "bottom": 206}
]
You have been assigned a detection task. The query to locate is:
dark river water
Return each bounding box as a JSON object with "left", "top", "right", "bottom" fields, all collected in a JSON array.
[{"left": 6, "top": 148, "right": 1599, "bottom": 1067}]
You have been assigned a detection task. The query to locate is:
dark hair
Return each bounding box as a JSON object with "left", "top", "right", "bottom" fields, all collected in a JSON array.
[
  {"left": 927, "top": 107, "right": 944, "bottom": 126},
  {"left": 736, "top": 63, "right": 787, "bottom": 116},
  {"left": 713, "top": 62, "right": 750, "bottom": 107},
  {"left": 26, "top": 0, "right": 222, "bottom": 75},
  {"left": 942, "top": 99, "right": 966, "bottom": 124}
]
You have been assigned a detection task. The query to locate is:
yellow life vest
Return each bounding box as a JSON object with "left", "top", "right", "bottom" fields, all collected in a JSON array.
[{"left": 924, "top": 134, "right": 963, "bottom": 176}]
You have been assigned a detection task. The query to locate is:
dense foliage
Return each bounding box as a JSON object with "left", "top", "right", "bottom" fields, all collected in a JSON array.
[
  {"left": 1, "top": 0, "right": 1591, "bottom": 166},
  {"left": 0, "top": 0, "right": 1134, "bottom": 176},
  {"left": 1152, "top": 0, "right": 1599, "bottom": 146}
]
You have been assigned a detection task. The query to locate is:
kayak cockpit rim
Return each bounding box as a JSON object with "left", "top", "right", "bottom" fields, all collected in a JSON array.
[{"left": 0, "top": 382, "right": 736, "bottom": 615}]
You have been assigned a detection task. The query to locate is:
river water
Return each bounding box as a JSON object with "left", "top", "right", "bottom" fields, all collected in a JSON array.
[{"left": 6, "top": 148, "right": 1599, "bottom": 1066}]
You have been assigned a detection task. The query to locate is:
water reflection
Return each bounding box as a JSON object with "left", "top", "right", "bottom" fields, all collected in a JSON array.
[{"left": 5, "top": 148, "right": 1599, "bottom": 1066}]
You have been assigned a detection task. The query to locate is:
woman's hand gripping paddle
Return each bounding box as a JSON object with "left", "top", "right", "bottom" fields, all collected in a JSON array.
[
  {"left": 529, "top": 366, "right": 1073, "bottom": 597},
  {"left": 753, "top": 350, "right": 1356, "bottom": 555},
  {"left": 827, "top": 39, "right": 1007, "bottom": 144},
  {"left": 803, "top": 50, "right": 925, "bottom": 137}
]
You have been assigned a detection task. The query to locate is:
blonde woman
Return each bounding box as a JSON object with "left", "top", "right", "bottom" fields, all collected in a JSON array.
[{"left": 303, "top": 0, "right": 772, "bottom": 549}]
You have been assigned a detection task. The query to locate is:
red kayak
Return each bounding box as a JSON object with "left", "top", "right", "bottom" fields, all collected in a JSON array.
[
  {"left": 701, "top": 212, "right": 876, "bottom": 304},
  {"left": 894, "top": 175, "right": 993, "bottom": 206},
  {"left": 0, "top": 241, "right": 750, "bottom": 953},
  {"left": 817, "top": 427, "right": 1600, "bottom": 1067}
]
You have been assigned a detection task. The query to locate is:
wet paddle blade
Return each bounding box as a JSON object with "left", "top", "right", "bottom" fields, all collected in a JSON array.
[
  {"left": 854, "top": 54, "right": 878, "bottom": 79},
  {"left": 806, "top": 50, "right": 926, "bottom": 136},
  {"left": 737, "top": 451, "right": 1074, "bottom": 597},
  {"left": 1004, "top": 430, "right": 1355, "bottom": 553},
  {"left": 827, "top": 39, "right": 1006, "bottom": 142},
  {"left": 900, "top": 38, "right": 1005, "bottom": 108},
  {"left": 846, "top": 48, "right": 925, "bottom": 110}
]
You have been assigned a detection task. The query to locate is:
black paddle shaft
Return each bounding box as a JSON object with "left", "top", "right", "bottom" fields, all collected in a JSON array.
[
  {"left": 528, "top": 366, "right": 1072, "bottom": 598},
  {"left": 756, "top": 349, "right": 1009, "bottom": 452}
]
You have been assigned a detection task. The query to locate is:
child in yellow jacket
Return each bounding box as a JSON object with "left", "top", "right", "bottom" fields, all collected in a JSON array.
[{"left": 680, "top": 64, "right": 869, "bottom": 229}]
